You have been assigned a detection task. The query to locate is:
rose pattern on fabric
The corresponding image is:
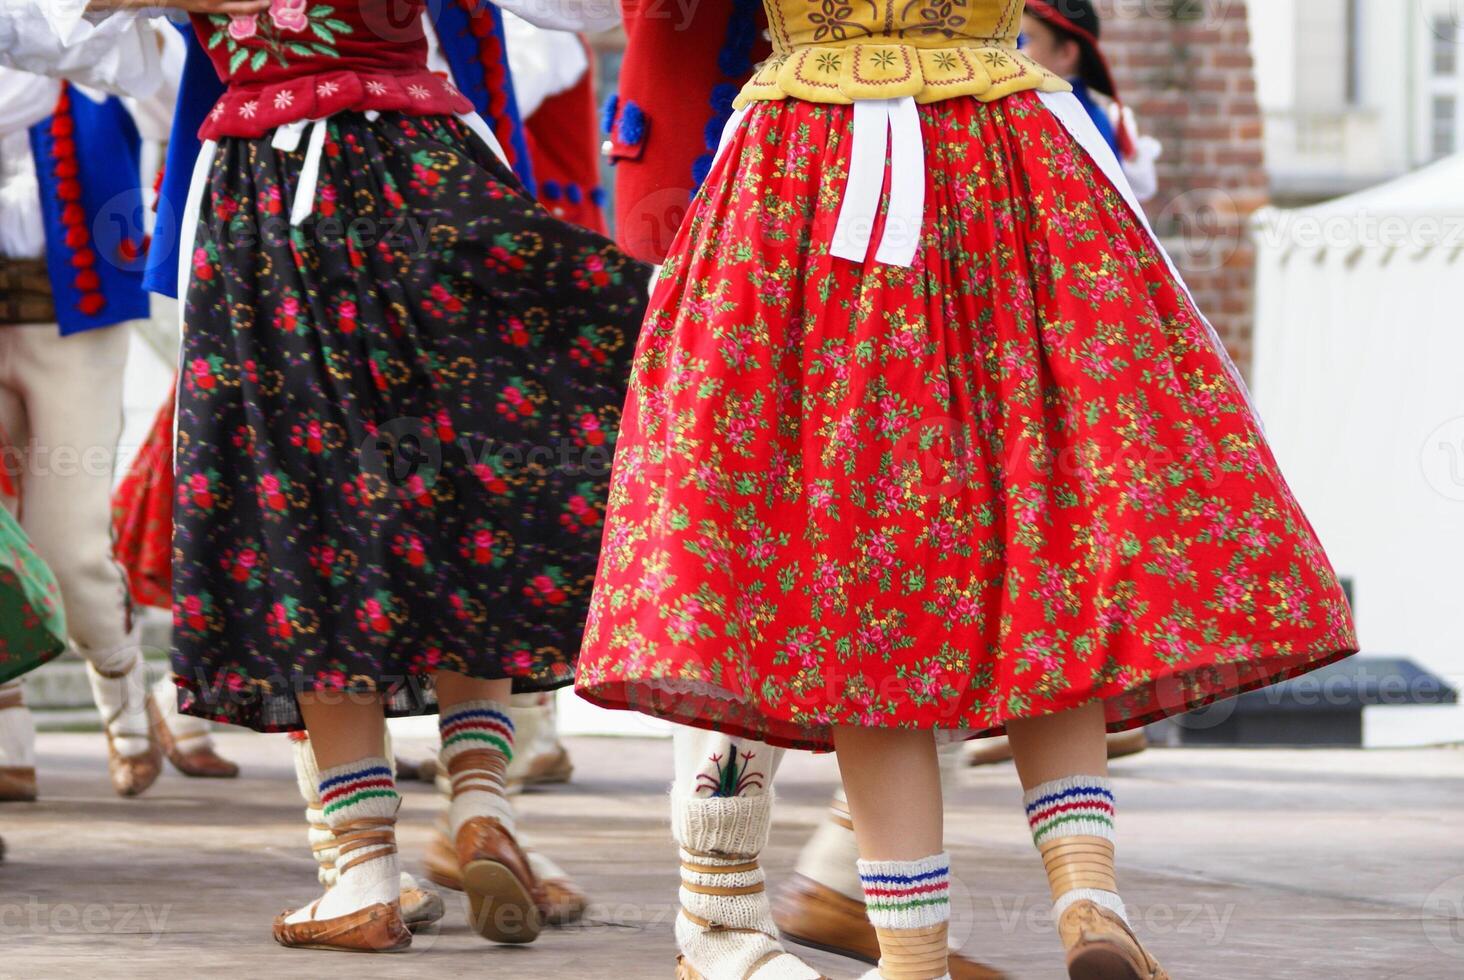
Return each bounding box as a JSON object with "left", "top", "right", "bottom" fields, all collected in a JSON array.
[
  {"left": 172, "top": 113, "right": 649, "bottom": 732},
  {"left": 574, "top": 92, "right": 1357, "bottom": 752}
]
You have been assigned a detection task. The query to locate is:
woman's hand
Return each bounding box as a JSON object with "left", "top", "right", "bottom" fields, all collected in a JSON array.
[{"left": 87, "top": 0, "right": 271, "bottom": 14}]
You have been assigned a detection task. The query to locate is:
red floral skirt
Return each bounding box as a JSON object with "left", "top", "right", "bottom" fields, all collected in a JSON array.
[
  {"left": 574, "top": 92, "right": 1357, "bottom": 751},
  {"left": 112, "top": 387, "right": 175, "bottom": 610}
]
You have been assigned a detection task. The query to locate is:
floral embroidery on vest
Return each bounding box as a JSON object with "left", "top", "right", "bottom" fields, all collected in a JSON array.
[{"left": 210, "top": 2, "right": 355, "bottom": 74}]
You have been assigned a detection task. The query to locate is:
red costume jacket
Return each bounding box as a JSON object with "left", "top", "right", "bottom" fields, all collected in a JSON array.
[{"left": 602, "top": 0, "right": 769, "bottom": 263}]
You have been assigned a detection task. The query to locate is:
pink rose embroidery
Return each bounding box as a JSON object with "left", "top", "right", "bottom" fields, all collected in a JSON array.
[
  {"left": 227, "top": 14, "right": 258, "bottom": 41},
  {"left": 269, "top": 0, "right": 309, "bottom": 33}
]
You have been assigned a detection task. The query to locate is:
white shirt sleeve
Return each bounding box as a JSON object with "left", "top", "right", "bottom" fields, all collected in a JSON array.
[
  {"left": 1110, "top": 103, "right": 1162, "bottom": 204},
  {"left": 502, "top": 13, "right": 588, "bottom": 120},
  {"left": 0, "top": 122, "right": 47, "bottom": 261},
  {"left": 0, "top": 0, "right": 169, "bottom": 99},
  {"left": 488, "top": 0, "right": 621, "bottom": 34}
]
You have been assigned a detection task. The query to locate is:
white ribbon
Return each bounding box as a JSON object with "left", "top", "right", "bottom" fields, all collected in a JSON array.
[
  {"left": 1035, "top": 90, "right": 1258, "bottom": 420},
  {"left": 174, "top": 137, "right": 218, "bottom": 457},
  {"left": 830, "top": 97, "right": 926, "bottom": 268},
  {"left": 270, "top": 118, "right": 329, "bottom": 228},
  {"left": 454, "top": 110, "right": 510, "bottom": 168}
]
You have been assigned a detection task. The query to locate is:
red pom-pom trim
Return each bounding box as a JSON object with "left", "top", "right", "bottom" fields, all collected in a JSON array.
[{"left": 47, "top": 84, "right": 106, "bottom": 318}]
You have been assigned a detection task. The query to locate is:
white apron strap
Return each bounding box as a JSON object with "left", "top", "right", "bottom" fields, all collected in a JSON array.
[
  {"left": 174, "top": 136, "right": 218, "bottom": 458},
  {"left": 1036, "top": 90, "right": 1257, "bottom": 418}
]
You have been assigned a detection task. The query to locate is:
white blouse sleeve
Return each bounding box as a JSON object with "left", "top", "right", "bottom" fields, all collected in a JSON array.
[
  {"left": 488, "top": 0, "right": 621, "bottom": 35},
  {"left": 502, "top": 13, "right": 589, "bottom": 120},
  {"left": 0, "top": 0, "right": 170, "bottom": 99}
]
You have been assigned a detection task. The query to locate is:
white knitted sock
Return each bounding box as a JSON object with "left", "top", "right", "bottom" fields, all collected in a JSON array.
[
  {"left": 858, "top": 853, "right": 952, "bottom": 931},
  {"left": 290, "top": 734, "right": 339, "bottom": 889},
  {"left": 858, "top": 853, "right": 952, "bottom": 980},
  {"left": 0, "top": 681, "right": 35, "bottom": 769},
  {"left": 149, "top": 675, "right": 217, "bottom": 750},
  {"left": 286, "top": 756, "right": 400, "bottom": 923},
  {"left": 84, "top": 644, "right": 150, "bottom": 759},
  {"left": 671, "top": 728, "right": 817, "bottom": 980},
  {"left": 439, "top": 699, "right": 515, "bottom": 837},
  {"left": 1023, "top": 775, "right": 1128, "bottom": 927}
]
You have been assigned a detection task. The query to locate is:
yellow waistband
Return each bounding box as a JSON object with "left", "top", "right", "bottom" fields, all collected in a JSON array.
[{"left": 733, "top": 43, "right": 1071, "bottom": 109}]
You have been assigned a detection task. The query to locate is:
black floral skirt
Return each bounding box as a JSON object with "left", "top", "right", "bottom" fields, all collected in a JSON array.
[{"left": 171, "top": 113, "right": 649, "bottom": 731}]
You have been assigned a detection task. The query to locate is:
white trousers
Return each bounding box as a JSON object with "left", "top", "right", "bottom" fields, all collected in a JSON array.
[{"left": 0, "top": 321, "right": 133, "bottom": 661}]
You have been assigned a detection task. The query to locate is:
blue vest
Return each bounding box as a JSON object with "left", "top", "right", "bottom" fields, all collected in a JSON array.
[
  {"left": 28, "top": 89, "right": 150, "bottom": 335},
  {"left": 146, "top": 11, "right": 535, "bottom": 298}
]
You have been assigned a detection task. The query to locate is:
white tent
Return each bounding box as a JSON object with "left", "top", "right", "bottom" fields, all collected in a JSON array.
[{"left": 1251, "top": 153, "right": 1464, "bottom": 747}]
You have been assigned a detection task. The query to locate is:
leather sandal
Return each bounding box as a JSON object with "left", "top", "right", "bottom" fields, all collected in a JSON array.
[
  {"left": 88, "top": 659, "right": 162, "bottom": 798},
  {"left": 271, "top": 899, "right": 411, "bottom": 953},
  {"left": 400, "top": 880, "right": 446, "bottom": 932},
  {"left": 1059, "top": 900, "right": 1169, "bottom": 980},
  {"left": 273, "top": 816, "right": 411, "bottom": 952},
  {"left": 773, "top": 873, "right": 1006, "bottom": 979},
  {"left": 147, "top": 694, "right": 239, "bottom": 778},
  {"left": 455, "top": 814, "right": 543, "bottom": 943}
]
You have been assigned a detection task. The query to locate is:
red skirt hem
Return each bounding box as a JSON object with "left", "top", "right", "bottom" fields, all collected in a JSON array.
[{"left": 576, "top": 641, "right": 1359, "bottom": 753}]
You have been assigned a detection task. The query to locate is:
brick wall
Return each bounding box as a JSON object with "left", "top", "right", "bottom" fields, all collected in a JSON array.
[{"left": 1094, "top": 0, "right": 1269, "bottom": 373}]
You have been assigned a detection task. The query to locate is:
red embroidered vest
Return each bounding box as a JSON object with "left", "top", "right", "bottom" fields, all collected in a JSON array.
[{"left": 192, "top": 0, "right": 470, "bottom": 138}]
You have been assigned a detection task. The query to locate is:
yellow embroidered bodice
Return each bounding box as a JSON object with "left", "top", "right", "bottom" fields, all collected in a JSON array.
[{"left": 735, "top": 0, "right": 1071, "bottom": 108}]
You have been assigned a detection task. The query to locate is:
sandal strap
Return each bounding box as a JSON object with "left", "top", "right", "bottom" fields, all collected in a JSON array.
[
  {"left": 678, "top": 908, "right": 779, "bottom": 942},
  {"left": 334, "top": 817, "right": 398, "bottom": 875}
]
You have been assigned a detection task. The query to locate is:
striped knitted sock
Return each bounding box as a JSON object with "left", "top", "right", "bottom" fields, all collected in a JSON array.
[
  {"left": 1023, "top": 775, "right": 1127, "bottom": 925},
  {"left": 286, "top": 755, "right": 400, "bottom": 923},
  {"left": 439, "top": 699, "right": 515, "bottom": 838},
  {"left": 858, "top": 853, "right": 952, "bottom": 979}
]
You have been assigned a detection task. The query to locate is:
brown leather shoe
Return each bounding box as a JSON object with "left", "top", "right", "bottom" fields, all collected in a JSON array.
[
  {"left": 0, "top": 766, "right": 37, "bottom": 802},
  {"left": 104, "top": 727, "right": 163, "bottom": 797},
  {"left": 535, "top": 870, "right": 588, "bottom": 926},
  {"left": 1058, "top": 900, "right": 1168, "bottom": 980},
  {"left": 424, "top": 826, "right": 463, "bottom": 891},
  {"left": 425, "top": 823, "right": 586, "bottom": 926},
  {"left": 401, "top": 882, "right": 445, "bottom": 932},
  {"left": 147, "top": 695, "right": 239, "bottom": 778},
  {"left": 272, "top": 900, "right": 411, "bottom": 953},
  {"left": 772, "top": 874, "right": 1007, "bottom": 979},
  {"left": 514, "top": 744, "right": 573, "bottom": 787},
  {"left": 455, "top": 816, "right": 542, "bottom": 944}
]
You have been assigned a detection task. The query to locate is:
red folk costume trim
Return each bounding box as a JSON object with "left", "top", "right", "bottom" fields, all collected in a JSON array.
[
  {"left": 47, "top": 86, "right": 107, "bottom": 319},
  {"left": 454, "top": 0, "right": 518, "bottom": 170}
]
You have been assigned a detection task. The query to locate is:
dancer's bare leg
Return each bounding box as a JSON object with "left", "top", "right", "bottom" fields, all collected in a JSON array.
[
  {"left": 276, "top": 693, "right": 408, "bottom": 952},
  {"left": 290, "top": 730, "right": 444, "bottom": 930},
  {"left": 432, "top": 671, "right": 543, "bottom": 943},
  {"left": 833, "top": 727, "right": 950, "bottom": 980},
  {"left": 1007, "top": 704, "right": 1167, "bottom": 979}
]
